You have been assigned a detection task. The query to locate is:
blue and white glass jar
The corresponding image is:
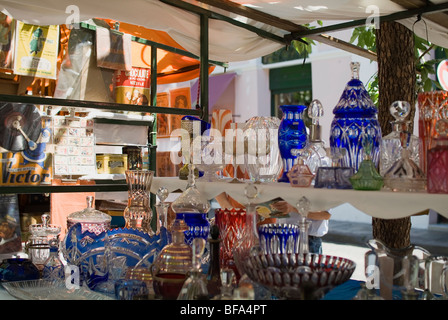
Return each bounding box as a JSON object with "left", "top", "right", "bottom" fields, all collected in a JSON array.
[
  {"left": 277, "top": 105, "right": 308, "bottom": 182},
  {"left": 329, "top": 62, "right": 382, "bottom": 171}
]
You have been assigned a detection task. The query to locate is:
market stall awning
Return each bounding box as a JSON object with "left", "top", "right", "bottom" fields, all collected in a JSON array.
[
  {"left": 99, "top": 19, "right": 215, "bottom": 84},
  {"left": 1, "top": 0, "right": 448, "bottom": 63}
]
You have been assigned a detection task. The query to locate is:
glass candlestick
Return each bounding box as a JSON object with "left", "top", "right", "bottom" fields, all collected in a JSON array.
[{"left": 296, "top": 196, "right": 311, "bottom": 254}]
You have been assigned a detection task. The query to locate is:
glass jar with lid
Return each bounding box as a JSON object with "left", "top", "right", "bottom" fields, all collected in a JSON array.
[{"left": 67, "top": 196, "right": 111, "bottom": 235}]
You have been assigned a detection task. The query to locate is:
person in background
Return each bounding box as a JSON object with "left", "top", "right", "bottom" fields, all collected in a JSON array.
[
  {"left": 271, "top": 201, "right": 330, "bottom": 254},
  {"left": 0, "top": 215, "right": 22, "bottom": 254}
]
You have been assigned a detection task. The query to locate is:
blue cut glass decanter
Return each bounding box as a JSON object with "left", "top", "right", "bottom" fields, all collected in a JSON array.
[
  {"left": 171, "top": 164, "right": 210, "bottom": 246},
  {"left": 329, "top": 62, "right": 382, "bottom": 172}
]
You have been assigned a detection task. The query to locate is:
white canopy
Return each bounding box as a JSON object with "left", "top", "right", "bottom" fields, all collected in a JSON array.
[{"left": 1, "top": 0, "right": 448, "bottom": 62}]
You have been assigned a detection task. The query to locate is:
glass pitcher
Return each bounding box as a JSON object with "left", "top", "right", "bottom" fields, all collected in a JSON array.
[{"left": 365, "top": 238, "right": 430, "bottom": 300}]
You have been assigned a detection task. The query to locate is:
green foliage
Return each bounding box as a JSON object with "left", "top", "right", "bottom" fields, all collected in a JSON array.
[
  {"left": 291, "top": 20, "right": 323, "bottom": 57},
  {"left": 349, "top": 26, "right": 447, "bottom": 104}
]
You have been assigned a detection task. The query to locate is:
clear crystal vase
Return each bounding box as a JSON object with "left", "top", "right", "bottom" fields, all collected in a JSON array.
[{"left": 123, "top": 170, "right": 154, "bottom": 235}]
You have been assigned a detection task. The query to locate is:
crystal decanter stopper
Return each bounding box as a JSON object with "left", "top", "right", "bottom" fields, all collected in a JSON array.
[
  {"left": 380, "top": 101, "right": 420, "bottom": 176},
  {"left": 296, "top": 196, "right": 311, "bottom": 254}
]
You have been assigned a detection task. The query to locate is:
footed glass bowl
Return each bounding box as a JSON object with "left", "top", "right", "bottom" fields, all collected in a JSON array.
[{"left": 243, "top": 252, "right": 356, "bottom": 299}]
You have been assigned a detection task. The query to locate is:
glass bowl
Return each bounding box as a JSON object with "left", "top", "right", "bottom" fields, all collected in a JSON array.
[
  {"left": 258, "top": 223, "right": 300, "bottom": 254},
  {"left": 243, "top": 252, "right": 356, "bottom": 299}
]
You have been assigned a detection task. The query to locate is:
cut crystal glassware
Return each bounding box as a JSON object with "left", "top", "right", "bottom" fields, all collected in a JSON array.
[
  {"left": 123, "top": 170, "right": 154, "bottom": 234},
  {"left": 151, "top": 217, "right": 192, "bottom": 300},
  {"left": 67, "top": 196, "right": 111, "bottom": 235},
  {"left": 232, "top": 184, "right": 261, "bottom": 281},
  {"left": 427, "top": 119, "right": 448, "bottom": 193},
  {"left": 243, "top": 116, "right": 282, "bottom": 183},
  {"left": 417, "top": 91, "right": 448, "bottom": 173},
  {"left": 258, "top": 223, "right": 300, "bottom": 254},
  {"left": 177, "top": 238, "right": 208, "bottom": 300},
  {"left": 380, "top": 101, "right": 421, "bottom": 176},
  {"left": 242, "top": 252, "right": 356, "bottom": 300},
  {"left": 28, "top": 213, "right": 61, "bottom": 270},
  {"left": 277, "top": 104, "right": 307, "bottom": 183},
  {"left": 329, "top": 62, "right": 382, "bottom": 171},
  {"left": 171, "top": 164, "right": 210, "bottom": 245}
]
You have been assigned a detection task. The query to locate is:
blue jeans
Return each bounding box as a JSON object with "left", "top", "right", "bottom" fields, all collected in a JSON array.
[{"left": 309, "top": 236, "right": 322, "bottom": 254}]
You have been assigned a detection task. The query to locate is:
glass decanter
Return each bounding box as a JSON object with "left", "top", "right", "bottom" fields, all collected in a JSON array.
[
  {"left": 305, "top": 99, "right": 331, "bottom": 174},
  {"left": 383, "top": 130, "right": 426, "bottom": 193},
  {"left": 123, "top": 170, "right": 154, "bottom": 235},
  {"left": 152, "top": 217, "right": 192, "bottom": 300},
  {"left": 177, "top": 238, "right": 209, "bottom": 300},
  {"left": 329, "top": 62, "right": 382, "bottom": 171},
  {"left": 380, "top": 101, "right": 421, "bottom": 176},
  {"left": 42, "top": 237, "right": 65, "bottom": 281},
  {"left": 67, "top": 196, "right": 111, "bottom": 235},
  {"left": 349, "top": 135, "right": 384, "bottom": 190},
  {"left": 171, "top": 164, "right": 210, "bottom": 246},
  {"left": 427, "top": 119, "right": 448, "bottom": 193},
  {"left": 296, "top": 196, "right": 311, "bottom": 254},
  {"left": 287, "top": 150, "right": 315, "bottom": 187},
  {"left": 206, "top": 224, "right": 222, "bottom": 299},
  {"left": 232, "top": 184, "right": 260, "bottom": 280},
  {"left": 155, "top": 187, "right": 171, "bottom": 242}
]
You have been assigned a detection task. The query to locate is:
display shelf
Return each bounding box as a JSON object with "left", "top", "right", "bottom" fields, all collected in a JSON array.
[
  {"left": 0, "top": 184, "right": 128, "bottom": 194},
  {"left": 150, "top": 177, "right": 448, "bottom": 220}
]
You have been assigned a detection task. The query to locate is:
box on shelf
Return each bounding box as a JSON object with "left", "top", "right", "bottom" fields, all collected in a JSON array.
[{"left": 96, "top": 154, "right": 128, "bottom": 174}]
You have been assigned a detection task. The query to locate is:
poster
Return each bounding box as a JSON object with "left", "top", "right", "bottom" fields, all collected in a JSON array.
[
  {"left": 13, "top": 21, "right": 59, "bottom": 79},
  {"left": 169, "top": 87, "right": 191, "bottom": 134},
  {"left": 156, "top": 92, "right": 169, "bottom": 136},
  {"left": 0, "top": 116, "right": 52, "bottom": 186},
  {"left": 0, "top": 194, "right": 21, "bottom": 255},
  {"left": 115, "top": 67, "right": 150, "bottom": 105},
  {"left": 0, "top": 13, "right": 14, "bottom": 71},
  {"left": 96, "top": 27, "right": 132, "bottom": 71}
]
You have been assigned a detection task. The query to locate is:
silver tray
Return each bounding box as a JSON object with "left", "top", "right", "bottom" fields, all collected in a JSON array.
[{"left": 2, "top": 279, "right": 114, "bottom": 300}]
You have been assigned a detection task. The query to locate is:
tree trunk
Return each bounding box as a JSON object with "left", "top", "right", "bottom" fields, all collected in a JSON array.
[{"left": 373, "top": 21, "right": 415, "bottom": 249}]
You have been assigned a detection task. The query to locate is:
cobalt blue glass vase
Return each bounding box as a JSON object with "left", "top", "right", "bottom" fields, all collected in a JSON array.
[
  {"left": 278, "top": 105, "right": 308, "bottom": 182},
  {"left": 329, "top": 62, "right": 382, "bottom": 171}
]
